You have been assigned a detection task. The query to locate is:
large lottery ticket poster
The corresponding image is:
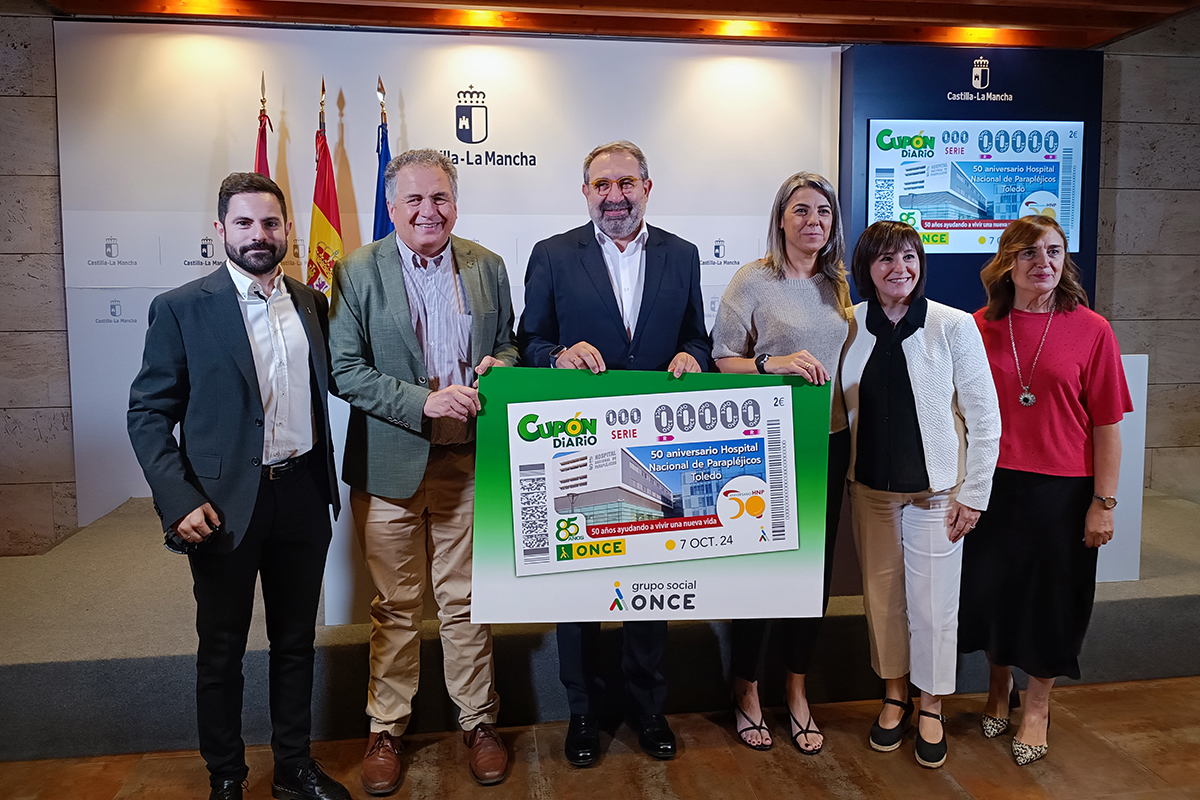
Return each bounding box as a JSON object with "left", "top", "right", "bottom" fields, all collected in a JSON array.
[
  {"left": 867, "top": 119, "right": 1085, "bottom": 253},
  {"left": 473, "top": 368, "right": 831, "bottom": 622}
]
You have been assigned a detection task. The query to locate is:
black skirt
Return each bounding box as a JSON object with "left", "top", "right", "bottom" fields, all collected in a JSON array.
[{"left": 958, "top": 468, "right": 1097, "bottom": 680}]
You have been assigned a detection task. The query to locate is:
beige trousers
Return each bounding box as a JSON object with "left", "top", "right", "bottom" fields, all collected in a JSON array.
[
  {"left": 849, "top": 480, "right": 963, "bottom": 697},
  {"left": 352, "top": 444, "right": 499, "bottom": 735}
]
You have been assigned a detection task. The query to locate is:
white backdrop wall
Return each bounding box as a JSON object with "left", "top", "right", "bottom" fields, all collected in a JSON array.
[{"left": 56, "top": 22, "right": 841, "bottom": 623}]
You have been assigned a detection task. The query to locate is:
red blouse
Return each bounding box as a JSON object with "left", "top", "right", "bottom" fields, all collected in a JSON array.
[{"left": 974, "top": 305, "right": 1133, "bottom": 477}]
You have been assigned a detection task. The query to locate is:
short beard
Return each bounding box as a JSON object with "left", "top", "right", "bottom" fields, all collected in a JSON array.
[
  {"left": 227, "top": 240, "right": 285, "bottom": 276},
  {"left": 590, "top": 198, "right": 645, "bottom": 241}
]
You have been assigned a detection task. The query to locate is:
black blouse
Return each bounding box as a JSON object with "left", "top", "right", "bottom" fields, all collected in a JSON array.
[{"left": 855, "top": 297, "right": 930, "bottom": 494}]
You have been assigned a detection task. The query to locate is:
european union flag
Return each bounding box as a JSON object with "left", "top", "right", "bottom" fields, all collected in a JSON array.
[{"left": 373, "top": 122, "right": 394, "bottom": 242}]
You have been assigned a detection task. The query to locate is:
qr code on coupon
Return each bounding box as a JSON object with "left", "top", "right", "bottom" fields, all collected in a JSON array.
[
  {"left": 518, "top": 464, "right": 549, "bottom": 563},
  {"left": 872, "top": 177, "right": 894, "bottom": 223}
]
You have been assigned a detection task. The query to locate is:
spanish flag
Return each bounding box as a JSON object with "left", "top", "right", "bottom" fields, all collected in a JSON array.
[{"left": 306, "top": 127, "right": 341, "bottom": 297}]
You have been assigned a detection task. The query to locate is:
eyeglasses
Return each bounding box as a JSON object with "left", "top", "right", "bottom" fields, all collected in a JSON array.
[{"left": 589, "top": 176, "right": 642, "bottom": 195}]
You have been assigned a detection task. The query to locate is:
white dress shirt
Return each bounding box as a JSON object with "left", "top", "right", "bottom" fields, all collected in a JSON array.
[
  {"left": 226, "top": 263, "right": 314, "bottom": 465},
  {"left": 593, "top": 222, "right": 648, "bottom": 339}
]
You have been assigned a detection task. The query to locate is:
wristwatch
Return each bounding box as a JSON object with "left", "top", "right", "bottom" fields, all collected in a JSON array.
[
  {"left": 1093, "top": 494, "right": 1118, "bottom": 510},
  {"left": 755, "top": 353, "right": 771, "bottom": 374},
  {"left": 549, "top": 345, "right": 567, "bottom": 367}
]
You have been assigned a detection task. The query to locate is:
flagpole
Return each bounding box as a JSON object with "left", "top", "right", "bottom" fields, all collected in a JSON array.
[
  {"left": 373, "top": 76, "right": 395, "bottom": 242},
  {"left": 254, "top": 71, "right": 272, "bottom": 177}
]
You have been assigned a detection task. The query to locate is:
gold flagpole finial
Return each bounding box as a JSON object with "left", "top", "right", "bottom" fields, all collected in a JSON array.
[
  {"left": 319, "top": 76, "right": 326, "bottom": 132},
  {"left": 377, "top": 76, "right": 386, "bottom": 125},
  {"left": 260, "top": 71, "right": 267, "bottom": 112}
]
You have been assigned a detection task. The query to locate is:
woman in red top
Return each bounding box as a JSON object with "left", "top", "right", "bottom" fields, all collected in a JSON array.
[{"left": 958, "top": 215, "right": 1132, "bottom": 766}]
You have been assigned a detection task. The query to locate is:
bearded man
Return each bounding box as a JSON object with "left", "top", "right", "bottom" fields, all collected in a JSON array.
[
  {"left": 128, "top": 173, "right": 348, "bottom": 800},
  {"left": 517, "top": 140, "right": 712, "bottom": 766}
]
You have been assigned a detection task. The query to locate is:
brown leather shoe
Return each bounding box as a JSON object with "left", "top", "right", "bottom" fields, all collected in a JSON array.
[
  {"left": 361, "top": 731, "right": 402, "bottom": 795},
  {"left": 464, "top": 723, "right": 508, "bottom": 785}
]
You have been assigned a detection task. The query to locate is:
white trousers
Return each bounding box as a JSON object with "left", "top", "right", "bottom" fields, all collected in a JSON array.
[{"left": 849, "top": 481, "right": 963, "bottom": 697}]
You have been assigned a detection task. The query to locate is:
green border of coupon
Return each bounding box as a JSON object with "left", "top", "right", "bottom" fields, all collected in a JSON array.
[{"left": 474, "top": 368, "right": 831, "bottom": 582}]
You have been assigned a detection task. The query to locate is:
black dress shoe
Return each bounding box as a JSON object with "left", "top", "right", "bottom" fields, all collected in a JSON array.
[
  {"left": 869, "top": 696, "right": 914, "bottom": 752},
  {"left": 635, "top": 714, "right": 677, "bottom": 760},
  {"left": 209, "top": 779, "right": 243, "bottom": 800},
  {"left": 565, "top": 713, "right": 601, "bottom": 767},
  {"left": 915, "top": 711, "right": 948, "bottom": 769},
  {"left": 272, "top": 760, "right": 352, "bottom": 800}
]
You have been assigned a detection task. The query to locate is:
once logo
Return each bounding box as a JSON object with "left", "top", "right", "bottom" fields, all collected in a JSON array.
[
  {"left": 610, "top": 581, "right": 625, "bottom": 612},
  {"left": 557, "top": 539, "right": 626, "bottom": 561}
]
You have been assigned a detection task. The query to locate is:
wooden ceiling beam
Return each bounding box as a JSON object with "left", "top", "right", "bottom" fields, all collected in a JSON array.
[
  {"left": 274, "top": 0, "right": 1194, "bottom": 20},
  {"left": 48, "top": 0, "right": 1170, "bottom": 48}
]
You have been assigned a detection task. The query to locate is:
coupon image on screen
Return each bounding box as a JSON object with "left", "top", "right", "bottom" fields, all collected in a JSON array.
[
  {"left": 507, "top": 386, "right": 799, "bottom": 576},
  {"left": 867, "top": 119, "right": 1085, "bottom": 253}
]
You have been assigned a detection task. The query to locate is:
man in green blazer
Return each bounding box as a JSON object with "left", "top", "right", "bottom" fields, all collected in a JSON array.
[{"left": 328, "top": 150, "right": 517, "bottom": 792}]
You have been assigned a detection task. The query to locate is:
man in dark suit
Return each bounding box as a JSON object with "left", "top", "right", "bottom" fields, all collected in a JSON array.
[
  {"left": 518, "top": 140, "right": 712, "bottom": 766},
  {"left": 329, "top": 150, "right": 516, "bottom": 793},
  {"left": 128, "top": 173, "right": 349, "bottom": 800}
]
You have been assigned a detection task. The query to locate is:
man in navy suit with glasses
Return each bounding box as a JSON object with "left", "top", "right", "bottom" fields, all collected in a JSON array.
[{"left": 518, "top": 140, "right": 712, "bottom": 766}]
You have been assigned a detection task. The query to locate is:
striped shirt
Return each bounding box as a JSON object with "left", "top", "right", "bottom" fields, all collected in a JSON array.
[{"left": 396, "top": 235, "right": 473, "bottom": 444}]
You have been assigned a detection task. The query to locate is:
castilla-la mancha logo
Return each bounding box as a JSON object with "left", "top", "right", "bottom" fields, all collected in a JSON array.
[
  {"left": 456, "top": 86, "right": 488, "bottom": 145},
  {"left": 972, "top": 57, "right": 990, "bottom": 90}
]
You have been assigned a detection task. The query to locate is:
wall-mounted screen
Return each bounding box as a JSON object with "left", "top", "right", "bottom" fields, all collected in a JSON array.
[{"left": 867, "top": 119, "right": 1085, "bottom": 253}]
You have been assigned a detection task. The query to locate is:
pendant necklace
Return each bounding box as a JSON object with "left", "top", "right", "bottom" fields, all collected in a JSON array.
[{"left": 1009, "top": 301, "right": 1055, "bottom": 407}]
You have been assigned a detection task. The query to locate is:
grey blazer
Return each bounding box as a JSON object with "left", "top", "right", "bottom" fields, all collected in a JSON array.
[
  {"left": 127, "top": 266, "right": 339, "bottom": 552},
  {"left": 328, "top": 234, "right": 518, "bottom": 499}
]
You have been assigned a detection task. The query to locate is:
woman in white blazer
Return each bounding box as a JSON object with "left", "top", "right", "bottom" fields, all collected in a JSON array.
[{"left": 841, "top": 221, "right": 1000, "bottom": 768}]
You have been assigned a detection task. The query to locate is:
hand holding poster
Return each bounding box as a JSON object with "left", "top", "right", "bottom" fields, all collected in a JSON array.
[{"left": 473, "top": 368, "right": 830, "bottom": 623}]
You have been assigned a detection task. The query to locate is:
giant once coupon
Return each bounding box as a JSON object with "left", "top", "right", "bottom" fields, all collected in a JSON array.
[
  {"left": 867, "top": 119, "right": 1086, "bottom": 253},
  {"left": 508, "top": 385, "right": 796, "bottom": 576},
  {"left": 473, "top": 368, "right": 830, "bottom": 622}
]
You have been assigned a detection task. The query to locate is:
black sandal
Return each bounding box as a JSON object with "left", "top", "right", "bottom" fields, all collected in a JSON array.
[
  {"left": 788, "top": 708, "right": 823, "bottom": 755},
  {"left": 732, "top": 693, "right": 772, "bottom": 751}
]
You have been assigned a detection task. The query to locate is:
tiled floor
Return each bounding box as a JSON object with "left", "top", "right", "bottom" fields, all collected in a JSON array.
[{"left": 4, "top": 677, "right": 1198, "bottom": 800}]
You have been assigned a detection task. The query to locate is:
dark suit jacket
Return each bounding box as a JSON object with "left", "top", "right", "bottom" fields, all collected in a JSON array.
[
  {"left": 127, "top": 266, "right": 339, "bottom": 553},
  {"left": 517, "top": 223, "right": 712, "bottom": 371},
  {"left": 328, "top": 234, "right": 519, "bottom": 500}
]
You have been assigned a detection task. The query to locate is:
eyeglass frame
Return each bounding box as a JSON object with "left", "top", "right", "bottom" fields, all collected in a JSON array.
[{"left": 587, "top": 176, "right": 644, "bottom": 195}]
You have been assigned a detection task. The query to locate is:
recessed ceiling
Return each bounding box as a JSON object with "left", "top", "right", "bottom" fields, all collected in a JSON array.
[{"left": 46, "top": 0, "right": 1200, "bottom": 48}]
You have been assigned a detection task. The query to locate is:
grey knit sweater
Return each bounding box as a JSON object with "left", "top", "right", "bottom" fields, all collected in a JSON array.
[{"left": 711, "top": 259, "right": 850, "bottom": 433}]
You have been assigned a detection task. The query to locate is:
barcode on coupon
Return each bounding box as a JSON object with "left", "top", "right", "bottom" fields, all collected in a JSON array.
[
  {"left": 518, "top": 463, "right": 550, "bottom": 564},
  {"left": 767, "top": 419, "right": 787, "bottom": 541}
]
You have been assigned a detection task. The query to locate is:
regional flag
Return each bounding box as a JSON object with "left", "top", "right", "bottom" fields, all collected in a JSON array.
[
  {"left": 306, "top": 128, "right": 342, "bottom": 298},
  {"left": 254, "top": 109, "right": 272, "bottom": 178},
  {"left": 373, "top": 122, "right": 394, "bottom": 242}
]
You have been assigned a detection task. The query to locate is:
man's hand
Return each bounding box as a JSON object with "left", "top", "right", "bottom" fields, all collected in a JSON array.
[
  {"left": 945, "top": 501, "right": 981, "bottom": 543},
  {"left": 1084, "top": 504, "right": 1115, "bottom": 548},
  {"left": 473, "top": 355, "right": 508, "bottom": 387},
  {"left": 668, "top": 352, "right": 702, "bottom": 378},
  {"left": 766, "top": 351, "right": 830, "bottom": 385},
  {"left": 172, "top": 502, "right": 221, "bottom": 543},
  {"left": 474, "top": 355, "right": 507, "bottom": 376},
  {"left": 423, "top": 384, "right": 481, "bottom": 422},
  {"left": 556, "top": 342, "right": 607, "bottom": 373}
]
